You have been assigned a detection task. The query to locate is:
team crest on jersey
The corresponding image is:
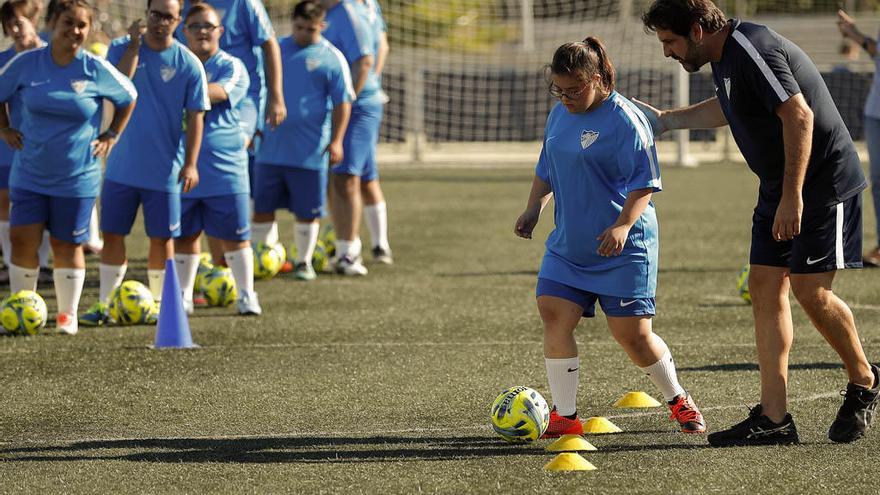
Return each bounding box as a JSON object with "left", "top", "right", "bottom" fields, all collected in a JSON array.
[
  {"left": 160, "top": 65, "right": 176, "bottom": 82},
  {"left": 724, "top": 77, "right": 731, "bottom": 99},
  {"left": 306, "top": 58, "right": 322, "bottom": 72},
  {"left": 70, "top": 79, "right": 88, "bottom": 94},
  {"left": 580, "top": 130, "right": 599, "bottom": 150}
]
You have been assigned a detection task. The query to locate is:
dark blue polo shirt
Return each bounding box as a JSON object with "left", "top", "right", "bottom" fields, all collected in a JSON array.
[{"left": 711, "top": 19, "right": 866, "bottom": 213}]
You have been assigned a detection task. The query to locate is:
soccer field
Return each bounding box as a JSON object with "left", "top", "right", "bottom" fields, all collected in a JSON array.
[{"left": 1, "top": 164, "right": 878, "bottom": 493}]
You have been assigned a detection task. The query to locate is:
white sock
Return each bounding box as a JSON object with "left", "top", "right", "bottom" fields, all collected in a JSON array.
[
  {"left": 174, "top": 254, "right": 199, "bottom": 304},
  {"left": 640, "top": 335, "right": 686, "bottom": 402},
  {"left": 224, "top": 247, "right": 254, "bottom": 296},
  {"left": 88, "top": 205, "right": 102, "bottom": 247},
  {"left": 53, "top": 268, "right": 85, "bottom": 315},
  {"left": 99, "top": 263, "right": 127, "bottom": 303},
  {"left": 364, "top": 202, "right": 390, "bottom": 251},
  {"left": 336, "top": 239, "right": 352, "bottom": 259},
  {"left": 0, "top": 220, "right": 10, "bottom": 267},
  {"left": 294, "top": 222, "right": 319, "bottom": 264},
  {"left": 147, "top": 269, "right": 165, "bottom": 302},
  {"left": 38, "top": 230, "right": 50, "bottom": 268},
  {"left": 350, "top": 237, "right": 362, "bottom": 257},
  {"left": 251, "top": 221, "right": 278, "bottom": 246},
  {"left": 545, "top": 356, "right": 580, "bottom": 416},
  {"left": 9, "top": 263, "right": 38, "bottom": 292}
]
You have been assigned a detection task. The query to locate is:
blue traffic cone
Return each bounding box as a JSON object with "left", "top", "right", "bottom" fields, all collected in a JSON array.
[{"left": 154, "top": 258, "right": 197, "bottom": 349}]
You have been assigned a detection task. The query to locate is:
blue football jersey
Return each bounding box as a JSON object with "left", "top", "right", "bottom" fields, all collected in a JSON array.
[
  {"left": 361, "top": 0, "right": 385, "bottom": 88},
  {"left": 0, "top": 42, "right": 47, "bottom": 167},
  {"left": 256, "top": 37, "right": 353, "bottom": 170},
  {"left": 536, "top": 92, "right": 662, "bottom": 298},
  {"left": 323, "top": 0, "right": 380, "bottom": 106},
  {"left": 0, "top": 45, "right": 137, "bottom": 197},
  {"left": 105, "top": 36, "right": 210, "bottom": 192},
  {"left": 184, "top": 50, "right": 250, "bottom": 198}
]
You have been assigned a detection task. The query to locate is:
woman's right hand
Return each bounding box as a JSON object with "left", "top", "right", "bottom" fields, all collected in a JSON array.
[
  {"left": 514, "top": 207, "right": 540, "bottom": 239},
  {"left": 0, "top": 127, "right": 23, "bottom": 150},
  {"left": 837, "top": 10, "right": 860, "bottom": 39}
]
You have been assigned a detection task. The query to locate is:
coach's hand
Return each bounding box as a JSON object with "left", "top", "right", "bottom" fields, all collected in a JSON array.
[
  {"left": 772, "top": 193, "right": 802, "bottom": 241},
  {"left": 179, "top": 164, "right": 199, "bottom": 193},
  {"left": 326, "top": 140, "right": 343, "bottom": 165},
  {"left": 266, "top": 97, "right": 287, "bottom": 129},
  {"left": 514, "top": 207, "right": 540, "bottom": 239},
  {"left": 128, "top": 19, "right": 146, "bottom": 44},
  {"left": 91, "top": 131, "right": 117, "bottom": 158},
  {"left": 631, "top": 98, "right": 667, "bottom": 136},
  {"left": 597, "top": 223, "right": 630, "bottom": 257},
  {"left": 0, "top": 127, "right": 23, "bottom": 150}
]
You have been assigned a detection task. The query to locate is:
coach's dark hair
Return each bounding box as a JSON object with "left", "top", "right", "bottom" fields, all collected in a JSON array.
[
  {"left": 52, "top": 0, "right": 92, "bottom": 24},
  {"left": 292, "top": 0, "right": 324, "bottom": 21},
  {"left": 642, "top": 0, "right": 726, "bottom": 36},
  {"left": 44, "top": 0, "right": 57, "bottom": 25},
  {"left": 184, "top": 1, "right": 217, "bottom": 24},
  {"left": 549, "top": 37, "right": 615, "bottom": 93},
  {"left": 147, "top": 0, "right": 184, "bottom": 16},
  {"left": 1, "top": 0, "right": 40, "bottom": 36}
]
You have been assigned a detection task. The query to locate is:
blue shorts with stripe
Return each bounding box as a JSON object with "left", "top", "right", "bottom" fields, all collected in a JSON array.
[
  {"left": 750, "top": 194, "right": 862, "bottom": 273},
  {"left": 253, "top": 164, "right": 326, "bottom": 220},
  {"left": 180, "top": 193, "right": 250, "bottom": 241},
  {"left": 100, "top": 179, "right": 181, "bottom": 239},
  {"left": 331, "top": 101, "right": 382, "bottom": 181},
  {"left": 536, "top": 278, "right": 656, "bottom": 318},
  {"left": 10, "top": 187, "right": 95, "bottom": 243}
]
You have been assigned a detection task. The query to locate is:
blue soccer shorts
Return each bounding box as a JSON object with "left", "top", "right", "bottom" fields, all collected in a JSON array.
[
  {"left": 180, "top": 193, "right": 250, "bottom": 241},
  {"left": 331, "top": 101, "right": 383, "bottom": 181},
  {"left": 253, "top": 164, "right": 327, "bottom": 220},
  {"left": 750, "top": 194, "right": 862, "bottom": 273},
  {"left": 0, "top": 165, "right": 10, "bottom": 189},
  {"left": 536, "top": 278, "right": 656, "bottom": 318},
  {"left": 10, "top": 187, "right": 95, "bottom": 243},
  {"left": 100, "top": 179, "right": 181, "bottom": 239}
]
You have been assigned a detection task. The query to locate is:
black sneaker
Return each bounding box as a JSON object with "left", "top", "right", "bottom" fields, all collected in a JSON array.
[
  {"left": 371, "top": 246, "right": 393, "bottom": 265},
  {"left": 828, "top": 364, "right": 880, "bottom": 443},
  {"left": 707, "top": 405, "right": 799, "bottom": 447}
]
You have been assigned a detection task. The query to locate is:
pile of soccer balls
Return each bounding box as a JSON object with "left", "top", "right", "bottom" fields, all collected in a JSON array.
[{"left": 489, "top": 386, "right": 550, "bottom": 443}]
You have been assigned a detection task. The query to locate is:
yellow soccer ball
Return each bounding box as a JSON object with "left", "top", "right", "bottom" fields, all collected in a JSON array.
[
  {"left": 320, "top": 224, "right": 336, "bottom": 258},
  {"left": 253, "top": 242, "right": 286, "bottom": 280},
  {"left": 0, "top": 290, "right": 48, "bottom": 336},
  {"left": 108, "top": 280, "right": 156, "bottom": 325},
  {"left": 736, "top": 264, "right": 751, "bottom": 304},
  {"left": 287, "top": 240, "right": 329, "bottom": 272},
  {"left": 490, "top": 386, "right": 551, "bottom": 443},
  {"left": 194, "top": 253, "right": 214, "bottom": 293},
  {"left": 202, "top": 267, "right": 237, "bottom": 307}
]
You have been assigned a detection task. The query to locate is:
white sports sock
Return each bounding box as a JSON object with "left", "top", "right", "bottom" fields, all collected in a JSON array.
[
  {"left": 88, "top": 205, "right": 102, "bottom": 246},
  {"left": 351, "top": 237, "right": 363, "bottom": 257},
  {"left": 545, "top": 356, "right": 580, "bottom": 417},
  {"left": 99, "top": 263, "right": 127, "bottom": 303},
  {"left": 53, "top": 268, "right": 85, "bottom": 315},
  {"left": 174, "top": 254, "right": 199, "bottom": 304},
  {"left": 640, "top": 335, "right": 686, "bottom": 401},
  {"left": 251, "top": 221, "right": 278, "bottom": 246},
  {"left": 336, "top": 239, "right": 352, "bottom": 259},
  {"left": 0, "top": 220, "right": 11, "bottom": 267},
  {"left": 294, "top": 222, "right": 319, "bottom": 264},
  {"left": 147, "top": 269, "right": 165, "bottom": 302},
  {"left": 364, "top": 202, "right": 390, "bottom": 251},
  {"left": 9, "top": 263, "right": 38, "bottom": 292},
  {"left": 38, "top": 230, "right": 50, "bottom": 268},
  {"left": 224, "top": 247, "right": 254, "bottom": 296}
]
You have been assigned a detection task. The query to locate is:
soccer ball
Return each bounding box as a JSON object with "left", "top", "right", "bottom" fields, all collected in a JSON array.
[
  {"left": 202, "top": 267, "right": 237, "bottom": 307},
  {"left": 490, "top": 386, "right": 550, "bottom": 443},
  {"left": 736, "top": 264, "right": 751, "bottom": 304},
  {"left": 194, "top": 253, "right": 214, "bottom": 293},
  {"left": 108, "top": 280, "right": 156, "bottom": 325},
  {"left": 320, "top": 224, "right": 336, "bottom": 258},
  {"left": 287, "top": 240, "right": 330, "bottom": 272},
  {"left": 0, "top": 290, "right": 48, "bottom": 335},
  {"left": 253, "top": 242, "right": 286, "bottom": 280}
]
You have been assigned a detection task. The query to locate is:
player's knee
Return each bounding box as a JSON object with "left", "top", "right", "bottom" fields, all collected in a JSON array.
[{"left": 790, "top": 280, "right": 829, "bottom": 308}]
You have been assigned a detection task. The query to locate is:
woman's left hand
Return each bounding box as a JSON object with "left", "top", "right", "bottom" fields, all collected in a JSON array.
[
  {"left": 91, "top": 132, "right": 116, "bottom": 157},
  {"left": 596, "top": 224, "right": 630, "bottom": 257}
]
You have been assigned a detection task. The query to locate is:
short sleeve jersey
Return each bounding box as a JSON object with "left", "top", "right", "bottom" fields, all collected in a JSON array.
[
  {"left": 0, "top": 45, "right": 137, "bottom": 197},
  {"left": 0, "top": 47, "right": 21, "bottom": 168},
  {"left": 256, "top": 37, "right": 353, "bottom": 170},
  {"left": 711, "top": 20, "right": 866, "bottom": 213},
  {"left": 536, "top": 92, "right": 662, "bottom": 299},
  {"left": 178, "top": 0, "right": 274, "bottom": 101},
  {"left": 183, "top": 50, "right": 250, "bottom": 198},
  {"left": 105, "top": 36, "right": 210, "bottom": 192},
  {"left": 362, "top": 0, "right": 386, "bottom": 88},
  {"left": 323, "top": 0, "right": 380, "bottom": 106}
]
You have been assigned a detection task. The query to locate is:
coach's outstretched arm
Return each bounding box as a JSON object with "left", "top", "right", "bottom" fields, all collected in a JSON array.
[{"left": 631, "top": 96, "right": 728, "bottom": 136}]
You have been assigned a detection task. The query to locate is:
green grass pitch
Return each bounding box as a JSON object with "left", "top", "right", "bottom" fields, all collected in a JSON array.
[{"left": 0, "top": 164, "right": 878, "bottom": 493}]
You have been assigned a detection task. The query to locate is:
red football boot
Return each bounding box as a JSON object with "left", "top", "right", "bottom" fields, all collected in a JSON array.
[{"left": 541, "top": 407, "right": 584, "bottom": 438}]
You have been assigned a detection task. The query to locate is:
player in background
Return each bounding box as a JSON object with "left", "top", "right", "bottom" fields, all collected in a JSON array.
[
  {"left": 37, "top": 0, "right": 54, "bottom": 40},
  {"left": 320, "top": 0, "right": 376, "bottom": 276},
  {"left": 514, "top": 38, "right": 706, "bottom": 438},
  {"left": 640, "top": 0, "right": 879, "bottom": 446},
  {"left": 79, "top": 0, "right": 209, "bottom": 326},
  {"left": 353, "top": 0, "right": 392, "bottom": 265},
  {"left": 254, "top": 0, "right": 352, "bottom": 281},
  {"left": 176, "top": 2, "right": 261, "bottom": 315},
  {"left": 0, "top": 0, "right": 137, "bottom": 335}
]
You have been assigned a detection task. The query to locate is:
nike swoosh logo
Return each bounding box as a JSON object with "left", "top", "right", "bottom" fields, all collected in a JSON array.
[
  {"left": 620, "top": 300, "right": 638, "bottom": 307},
  {"left": 72, "top": 228, "right": 88, "bottom": 236},
  {"left": 806, "top": 255, "right": 829, "bottom": 265},
  {"left": 235, "top": 227, "right": 249, "bottom": 235},
  {"left": 30, "top": 80, "right": 50, "bottom": 87},
  {"left": 169, "top": 223, "right": 181, "bottom": 231},
  {"left": 567, "top": 367, "right": 578, "bottom": 372}
]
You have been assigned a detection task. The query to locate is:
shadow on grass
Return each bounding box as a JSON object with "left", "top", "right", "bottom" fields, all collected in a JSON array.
[
  {"left": 0, "top": 435, "right": 550, "bottom": 464},
  {"left": 678, "top": 362, "right": 844, "bottom": 372}
]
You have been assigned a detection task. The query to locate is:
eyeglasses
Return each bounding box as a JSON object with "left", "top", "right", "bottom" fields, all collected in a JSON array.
[
  {"left": 148, "top": 10, "right": 178, "bottom": 24},
  {"left": 186, "top": 22, "right": 219, "bottom": 32},
  {"left": 548, "top": 83, "right": 589, "bottom": 100}
]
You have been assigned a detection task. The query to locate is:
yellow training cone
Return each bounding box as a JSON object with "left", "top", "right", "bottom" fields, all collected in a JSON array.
[
  {"left": 545, "top": 434, "right": 598, "bottom": 452},
  {"left": 613, "top": 391, "right": 663, "bottom": 408},
  {"left": 543, "top": 452, "right": 597, "bottom": 471},
  {"left": 583, "top": 417, "right": 622, "bottom": 434}
]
